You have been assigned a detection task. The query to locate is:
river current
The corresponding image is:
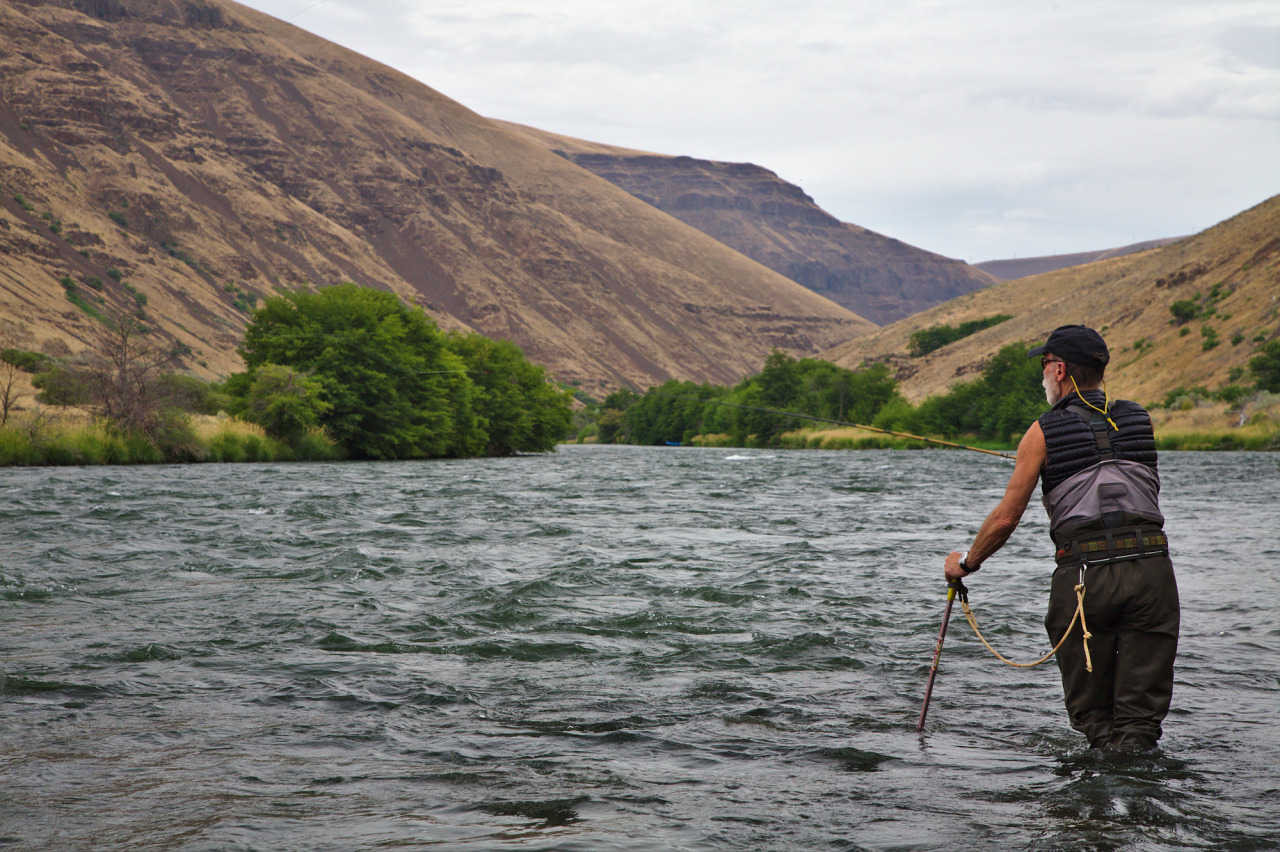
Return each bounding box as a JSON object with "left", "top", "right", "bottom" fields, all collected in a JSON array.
[{"left": 2, "top": 446, "right": 1278, "bottom": 851}]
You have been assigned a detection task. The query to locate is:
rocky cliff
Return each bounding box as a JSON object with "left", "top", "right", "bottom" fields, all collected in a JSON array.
[
  {"left": 503, "top": 122, "right": 999, "bottom": 326},
  {"left": 0, "top": 0, "right": 873, "bottom": 397}
]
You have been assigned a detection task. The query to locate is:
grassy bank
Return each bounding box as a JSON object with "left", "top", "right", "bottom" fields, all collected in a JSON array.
[
  {"left": 0, "top": 411, "right": 342, "bottom": 466},
  {"left": 1149, "top": 397, "right": 1280, "bottom": 451}
]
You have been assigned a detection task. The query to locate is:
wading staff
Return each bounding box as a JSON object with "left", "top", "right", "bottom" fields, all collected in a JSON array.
[
  {"left": 648, "top": 393, "right": 1015, "bottom": 460},
  {"left": 916, "top": 578, "right": 967, "bottom": 733}
]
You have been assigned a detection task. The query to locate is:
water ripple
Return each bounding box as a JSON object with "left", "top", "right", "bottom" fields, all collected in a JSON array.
[{"left": 1, "top": 447, "right": 1277, "bottom": 850}]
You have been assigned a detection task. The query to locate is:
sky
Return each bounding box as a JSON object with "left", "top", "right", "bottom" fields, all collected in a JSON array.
[{"left": 236, "top": 0, "right": 1280, "bottom": 263}]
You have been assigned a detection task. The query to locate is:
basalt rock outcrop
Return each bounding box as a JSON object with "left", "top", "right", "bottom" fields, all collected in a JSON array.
[{"left": 504, "top": 122, "right": 998, "bottom": 326}]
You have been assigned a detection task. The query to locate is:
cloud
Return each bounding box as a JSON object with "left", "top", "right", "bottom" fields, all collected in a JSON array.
[{"left": 238, "top": 0, "right": 1280, "bottom": 261}]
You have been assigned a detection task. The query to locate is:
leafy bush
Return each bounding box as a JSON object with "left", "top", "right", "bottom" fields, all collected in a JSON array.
[
  {"left": 235, "top": 283, "right": 489, "bottom": 459},
  {"left": 1, "top": 349, "right": 52, "bottom": 373},
  {"left": 241, "top": 364, "right": 330, "bottom": 444},
  {"left": 1214, "top": 385, "right": 1253, "bottom": 407},
  {"left": 1250, "top": 340, "right": 1280, "bottom": 393},
  {"left": 1169, "top": 300, "right": 1199, "bottom": 324}
]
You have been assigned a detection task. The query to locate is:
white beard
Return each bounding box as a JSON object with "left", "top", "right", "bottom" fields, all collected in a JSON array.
[{"left": 1043, "top": 374, "right": 1063, "bottom": 405}]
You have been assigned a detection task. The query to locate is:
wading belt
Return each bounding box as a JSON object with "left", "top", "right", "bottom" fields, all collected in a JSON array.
[{"left": 1055, "top": 527, "right": 1168, "bottom": 565}]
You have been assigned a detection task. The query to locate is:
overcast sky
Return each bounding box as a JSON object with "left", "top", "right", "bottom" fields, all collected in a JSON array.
[{"left": 237, "top": 0, "right": 1279, "bottom": 263}]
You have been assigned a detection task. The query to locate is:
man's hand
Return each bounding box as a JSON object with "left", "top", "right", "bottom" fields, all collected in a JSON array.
[{"left": 945, "top": 550, "right": 969, "bottom": 581}]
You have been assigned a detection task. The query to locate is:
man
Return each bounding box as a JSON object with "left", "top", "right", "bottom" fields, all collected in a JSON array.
[{"left": 944, "top": 324, "right": 1179, "bottom": 751}]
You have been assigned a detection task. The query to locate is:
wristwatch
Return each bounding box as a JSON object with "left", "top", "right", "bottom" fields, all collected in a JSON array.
[{"left": 959, "top": 551, "right": 979, "bottom": 573}]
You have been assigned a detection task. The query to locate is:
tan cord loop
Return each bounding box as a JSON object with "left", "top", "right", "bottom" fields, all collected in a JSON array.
[{"left": 959, "top": 583, "right": 1092, "bottom": 671}]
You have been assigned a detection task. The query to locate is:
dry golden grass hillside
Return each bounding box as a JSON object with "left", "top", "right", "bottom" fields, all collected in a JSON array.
[
  {"left": 0, "top": 0, "right": 872, "bottom": 398},
  {"left": 823, "top": 195, "right": 1280, "bottom": 407}
]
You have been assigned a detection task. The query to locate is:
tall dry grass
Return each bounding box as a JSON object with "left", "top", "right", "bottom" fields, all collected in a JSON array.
[{"left": 1, "top": 410, "right": 342, "bottom": 466}]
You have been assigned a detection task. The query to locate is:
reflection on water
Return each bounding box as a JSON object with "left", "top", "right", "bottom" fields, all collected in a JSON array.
[{"left": 1, "top": 447, "right": 1277, "bottom": 850}]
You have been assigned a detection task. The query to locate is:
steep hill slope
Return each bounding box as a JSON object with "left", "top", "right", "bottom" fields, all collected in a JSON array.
[
  {"left": 823, "top": 195, "right": 1280, "bottom": 405},
  {"left": 503, "top": 122, "right": 998, "bottom": 326},
  {"left": 0, "top": 0, "right": 872, "bottom": 398}
]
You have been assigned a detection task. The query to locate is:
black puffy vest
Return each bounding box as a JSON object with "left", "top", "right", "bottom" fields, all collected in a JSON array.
[{"left": 1039, "top": 389, "right": 1158, "bottom": 497}]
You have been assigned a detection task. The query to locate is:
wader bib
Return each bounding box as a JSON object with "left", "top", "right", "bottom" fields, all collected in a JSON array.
[{"left": 1039, "top": 390, "right": 1179, "bottom": 750}]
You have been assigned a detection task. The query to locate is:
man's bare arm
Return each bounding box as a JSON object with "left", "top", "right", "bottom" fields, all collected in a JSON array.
[{"left": 945, "top": 421, "right": 1047, "bottom": 579}]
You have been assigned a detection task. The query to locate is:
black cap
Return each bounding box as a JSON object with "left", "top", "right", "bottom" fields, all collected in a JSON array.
[{"left": 1028, "top": 324, "right": 1110, "bottom": 369}]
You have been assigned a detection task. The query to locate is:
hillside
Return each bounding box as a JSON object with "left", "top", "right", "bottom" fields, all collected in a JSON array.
[
  {"left": 823, "top": 195, "right": 1280, "bottom": 405},
  {"left": 975, "top": 237, "right": 1187, "bottom": 281},
  {"left": 502, "top": 122, "right": 998, "bottom": 326},
  {"left": 0, "top": 0, "right": 873, "bottom": 399}
]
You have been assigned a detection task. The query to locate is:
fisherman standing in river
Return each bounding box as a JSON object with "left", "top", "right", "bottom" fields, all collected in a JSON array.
[{"left": 943, "top": 324, "right": 1179, "bottom": 751}]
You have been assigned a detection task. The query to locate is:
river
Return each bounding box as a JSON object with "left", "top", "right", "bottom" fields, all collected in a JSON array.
[{"left": 2, "top": 445, "right": 1277, "bottom": 850}]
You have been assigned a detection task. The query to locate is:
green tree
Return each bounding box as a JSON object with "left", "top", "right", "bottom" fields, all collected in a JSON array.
[
  {"left": 1250, "top": 340, "right": 1280, "bottom": 393},
  {"left": 242, "top": 364, "right": 331, "bottom": 443},
  {"left": 446, "top": 332, "right": 572, "bottom": 454},
  {"left": 237, "top": 284, "right": 484, "bottom": 459}
]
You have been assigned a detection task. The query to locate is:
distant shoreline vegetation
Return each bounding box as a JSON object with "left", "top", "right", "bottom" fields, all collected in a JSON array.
[
  {"left": 1, "top": 283, "right": 573, "bottom": 466},
  {"left": 574, "top": 344, "right": 1049, "bottom": 451},
  {"left": 573, "top": 341, "right": 1280, "bottom": 453},
  {"left": 6, "top": 300, "right": 1279, "bottom": 467}
]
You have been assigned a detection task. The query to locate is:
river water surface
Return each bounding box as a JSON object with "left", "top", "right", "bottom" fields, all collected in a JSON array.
[{"left": 2, "top": 446, "right": 1278, "bottom": 850}]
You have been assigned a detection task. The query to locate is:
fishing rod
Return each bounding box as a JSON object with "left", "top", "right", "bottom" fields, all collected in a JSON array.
[{"left": 649, "top": 393, "right": 1016, "bottom": 460}]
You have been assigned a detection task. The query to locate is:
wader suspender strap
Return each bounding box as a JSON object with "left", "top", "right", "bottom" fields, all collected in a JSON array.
[{"left": 1067, "top": 404, "right": 1114, "bottom": 460}]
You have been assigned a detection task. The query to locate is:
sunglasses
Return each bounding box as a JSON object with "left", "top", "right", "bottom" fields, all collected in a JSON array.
[{"left": 1040, "top": 357, "right": 1064, "bottom": 369}]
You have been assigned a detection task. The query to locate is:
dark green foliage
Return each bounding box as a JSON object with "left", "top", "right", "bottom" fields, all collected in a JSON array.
[
  {"left": 908, "top": 314, "right": 1013, "bottom": 357},
  {"left": 2, "top": 349, "right": 53, "bottom": 373},
  {"left": 1169, "top": 300, "right": 1199, "bottom": 324},
  {"left": 623, "top": 379, "right": 732, "bottom": 446},
  {"left": 1200, "top": 325, "right": 1220, "bottom": 350},
  {"left": 445, "top": 332, "right": 573, "bottom": 455},
  {"left": 155, "top": 373, "right": 231, "bottom": 416},
  {"left": 602, "top": 342, "right": 1051, "bottom": 450},
  {"left": 32, "top": 364, "right": 94, "bottom": 406},
  {"left": 882, "top": 343, "right": 1047, "bottom": 443},
  {"left": 619, "top": 353, "right": 901, "bottom": 447},
  {"left": 1214, "top": 385, "right": 1253, "bottom": 407},
  {"left": 241, "top": 364, "right": 330, "bottom": 443},
  {"left": 1250, "top": 340, "right": 1280, "bottom": 393},
  {"left": 236, "top": 283, "right": 488, "bottom": 459},
  {"left": 106, "top": 268, "right": 123, "bottom": 282},
  {"left": 108, "top": 211, "right": 127, "bottom": 228}
]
